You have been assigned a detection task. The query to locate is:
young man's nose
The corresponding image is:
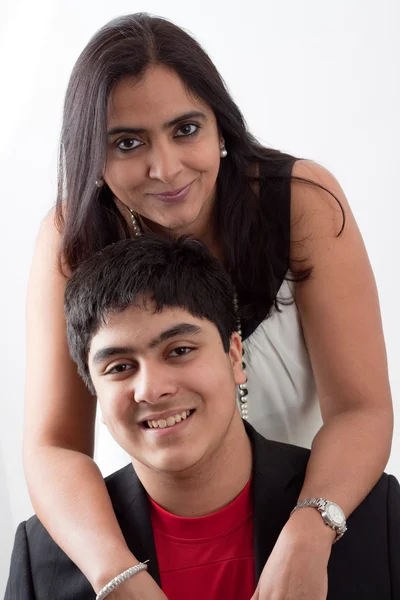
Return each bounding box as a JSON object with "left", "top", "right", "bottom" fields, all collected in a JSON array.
[{"left": 133, "top": 362, "right": 178, "bottom": 405}]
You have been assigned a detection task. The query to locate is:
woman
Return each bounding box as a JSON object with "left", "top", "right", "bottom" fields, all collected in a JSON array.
[{"left": 24, "top": 13, "right": 393, "bottom": 600}]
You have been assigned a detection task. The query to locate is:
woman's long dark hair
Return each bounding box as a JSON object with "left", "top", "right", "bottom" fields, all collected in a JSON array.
[{"left": 56, "top": 13, "right": 343, "bottom": 331}]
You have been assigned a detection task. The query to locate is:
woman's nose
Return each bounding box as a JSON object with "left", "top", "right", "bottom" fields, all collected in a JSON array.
[{"left": 148, "top": 143, "right": 183, "bottom": 183}]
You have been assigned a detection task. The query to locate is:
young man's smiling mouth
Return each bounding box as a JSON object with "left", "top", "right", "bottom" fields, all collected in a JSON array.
[{"left": 142, "top": 409, "right": 195, "bottom": 430}]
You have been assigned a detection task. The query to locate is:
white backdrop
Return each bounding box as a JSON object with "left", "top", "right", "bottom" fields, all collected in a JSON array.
[{"left": 1, "top": 0, "right": 399, "bottom": 593}]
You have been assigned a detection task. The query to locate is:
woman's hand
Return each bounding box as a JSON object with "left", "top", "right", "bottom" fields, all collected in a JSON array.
[
  {"left": 107, "top": 570, "right": 168, "bottom": 600},
  {"left": 251, "top": 509, "right": 333, "bottom": 600}
]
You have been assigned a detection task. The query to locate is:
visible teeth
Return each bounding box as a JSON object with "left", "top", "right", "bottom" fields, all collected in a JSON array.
[{"left": 146, "top": 410, "right": 192, "bottom": 429}]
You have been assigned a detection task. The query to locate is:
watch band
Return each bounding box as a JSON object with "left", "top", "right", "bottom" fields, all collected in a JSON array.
[{"left": 290, "top": 497, "right": 347, "bottom": 543}]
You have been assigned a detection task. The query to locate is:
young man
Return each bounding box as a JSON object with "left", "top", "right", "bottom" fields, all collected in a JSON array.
[{"left": 6, "top": 236, "right": 400, "bottom": 599}]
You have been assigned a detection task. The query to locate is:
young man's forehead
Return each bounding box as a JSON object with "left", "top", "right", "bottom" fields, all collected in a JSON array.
[
  {"left": 100, "top": 301, "right": 205, "bottom": 329},
  {"left": 88, "top": 304, "right": 218, "bottom": 361}
]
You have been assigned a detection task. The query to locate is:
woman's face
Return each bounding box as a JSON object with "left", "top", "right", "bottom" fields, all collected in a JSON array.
[{"left": 104, "top": 65, "right": 223, "bottom": 236}]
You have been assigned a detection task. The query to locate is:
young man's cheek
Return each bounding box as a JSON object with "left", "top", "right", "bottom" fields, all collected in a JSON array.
[{"left": 104, "top": 401, "right": 135, "bottom": 429}]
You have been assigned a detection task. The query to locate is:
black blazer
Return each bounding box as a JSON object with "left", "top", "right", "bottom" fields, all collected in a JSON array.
[{"left": 5, "top": 424, "right": 400, "bottom": 599}]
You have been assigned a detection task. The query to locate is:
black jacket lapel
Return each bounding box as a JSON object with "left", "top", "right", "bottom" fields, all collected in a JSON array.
[
  {"left": 245, "top": 423, "right": 309, "bottom": 582},
  {"left": 105, "top": 464, "right": 161, "bottom": 585},
  {"left": 106, "top": 424, "right": 310, "bottom": 587}
]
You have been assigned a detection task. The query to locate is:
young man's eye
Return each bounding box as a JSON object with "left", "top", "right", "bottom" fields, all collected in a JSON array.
[
  {"left": 116, "top": 138, "right": 143, "bottom": 152},
  {"left": 105, "top": 363, "right": 134, "bottom": 375},
  {"left": 168, "top": 347, "right": 193, "bottom": 358},
  {"left": 175, "top": 124, "right": 199, "bottom": 137}
]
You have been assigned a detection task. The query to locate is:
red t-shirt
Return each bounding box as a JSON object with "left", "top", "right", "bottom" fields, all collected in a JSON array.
[{"left": 148, "top": 479, "right": 255, "bottom": 600}]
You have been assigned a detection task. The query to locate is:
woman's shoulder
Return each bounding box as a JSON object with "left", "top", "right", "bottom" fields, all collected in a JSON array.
[
  {"left": 258, "top": 148, "right": 298, "bottom": 179},
  {"left": 35, "top": 204, "right": 71, "bottom": 279},
  {"left": 289, "top": 160, "right": 347, "bottom": 266},
  {"left": 36, "top": 206, "right": 61, "bottom": 259},
  {"left": 258, "top": 153, "right": 339, "bottom": 185},
  {"left": 253, "top": 154, "right": 344, "bottom": 242},
  {"left": 291, "top": 159, "right": 341, "bottom": 188}
]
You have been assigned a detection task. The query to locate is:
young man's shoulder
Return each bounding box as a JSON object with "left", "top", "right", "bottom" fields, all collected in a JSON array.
[
  {"left": 245, "top": 421, "right": 311, "bottom": 475},
  {"left": 104, "top": 462, "right": 142, "bottom": 511},
  {"left": 7, "top": 427, "right": 400, "bottom": 598},
  {"left": 6, "top": 464, "right": 142, "bottom": 600}
]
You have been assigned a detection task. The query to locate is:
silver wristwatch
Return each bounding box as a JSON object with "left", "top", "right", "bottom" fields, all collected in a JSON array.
[{"left": 290, "top": 498, "right": 347, "bottom": 543}]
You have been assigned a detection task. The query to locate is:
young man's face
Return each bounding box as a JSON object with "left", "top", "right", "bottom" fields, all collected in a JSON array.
[{"left": 88, "top": 302, "right": 246, "bottom": 475}]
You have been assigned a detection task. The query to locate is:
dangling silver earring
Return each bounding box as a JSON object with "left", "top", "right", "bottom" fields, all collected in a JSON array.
[
  {"left": 95, "top": 178, "right": 104, "bottom": 188},
  {"left": 128, "top": 207, "right": 142, "bottom": 238},
  {"left": 220, "top": 145, "right": 228, "bottom": 158}
]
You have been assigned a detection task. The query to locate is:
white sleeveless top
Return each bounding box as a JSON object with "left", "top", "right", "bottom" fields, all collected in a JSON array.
[{"left": 242, "top": 279, "right": 323, "bottom": 449}]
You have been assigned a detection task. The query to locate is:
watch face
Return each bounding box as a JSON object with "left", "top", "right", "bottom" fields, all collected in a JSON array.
[{"left": 326, "top": 502, "right": 345, "bottom": 527}]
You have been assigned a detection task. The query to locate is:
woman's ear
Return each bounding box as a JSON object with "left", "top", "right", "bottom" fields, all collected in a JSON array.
[{"left": 229, "top": 332, "right": 247, "bottom": 385}]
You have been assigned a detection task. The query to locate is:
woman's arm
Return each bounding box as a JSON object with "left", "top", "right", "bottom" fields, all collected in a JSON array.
[
  {"left": 251, "top": 160, "right": 393, "bottom": 600},
  {"left": 290, "top": 160, "right": 393, "bottom": 518},
  {"left": 23, "top": 211, "right": 166, "bottom": 597}
]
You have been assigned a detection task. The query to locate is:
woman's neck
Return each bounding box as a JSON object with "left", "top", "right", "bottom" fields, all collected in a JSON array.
[
  {"left": 117, "top": 186, "right": 226, "bottom": 261},
  {"left": 141, "top": 204, "right": 226, "bottom": 264}
]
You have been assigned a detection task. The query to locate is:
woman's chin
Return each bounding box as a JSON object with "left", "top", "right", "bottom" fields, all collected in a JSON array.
[{"left": 148, "top": 213, "right": 201, "bottom": 236}]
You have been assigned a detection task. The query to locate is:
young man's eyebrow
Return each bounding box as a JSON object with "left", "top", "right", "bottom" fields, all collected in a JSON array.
[
  {"left": 91, "top": 323, "right": 203, "bottom": 364},
  {"left": 148, "top": 322, "right": 203, "bottom": 349},
  {"left": 107, "top": 111, "right": 206, "bottom": 137},
  {"left": 91, "top": 346, "right": 136, "bottom": 365}
]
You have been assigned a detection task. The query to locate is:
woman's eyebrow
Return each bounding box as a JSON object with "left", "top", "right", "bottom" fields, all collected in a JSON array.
[{"left": 107, "top": 111, "right": 207, "bottom": 136}]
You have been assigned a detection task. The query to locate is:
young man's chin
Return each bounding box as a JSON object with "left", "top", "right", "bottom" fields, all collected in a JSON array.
[{"left": 131, "top": 446, "right": 207, "bottom": 478}]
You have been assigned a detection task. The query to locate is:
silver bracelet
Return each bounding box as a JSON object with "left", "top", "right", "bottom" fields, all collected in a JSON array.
[{"left": 96, "top": 561, "right": 149, "bottom": 600}]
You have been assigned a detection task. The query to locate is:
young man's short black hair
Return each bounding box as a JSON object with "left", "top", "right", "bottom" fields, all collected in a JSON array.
[{"left": 64, "top": 235, "right": 237, "bottom": 391}]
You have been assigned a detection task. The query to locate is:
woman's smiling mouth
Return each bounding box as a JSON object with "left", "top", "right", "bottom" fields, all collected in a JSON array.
[{"left": 150, "top": 182, "right": 193, "bottom": 202}]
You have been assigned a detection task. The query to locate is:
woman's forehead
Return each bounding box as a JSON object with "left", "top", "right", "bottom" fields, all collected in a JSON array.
[{"left": 107, "top": 66, "right": 213, "bottom": 127}]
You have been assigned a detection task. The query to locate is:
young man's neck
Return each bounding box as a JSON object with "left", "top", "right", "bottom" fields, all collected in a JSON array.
[{"left": 133, "top": 416, "right": 252, "bottom": 517}]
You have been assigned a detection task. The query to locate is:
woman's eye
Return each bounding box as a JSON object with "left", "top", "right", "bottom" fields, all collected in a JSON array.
[
  {"left": 106, "top": 363, "right": 133, "bottom": 375},
  {"left": 117, "top": 138, "right": 143, "bottom": 152},
  {"left": 175, "top": 124, "right": 199, "bottom": 137},
  {"left": 169, "top": 347, "right": 193, "bottom": 358}
]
